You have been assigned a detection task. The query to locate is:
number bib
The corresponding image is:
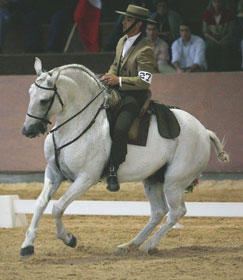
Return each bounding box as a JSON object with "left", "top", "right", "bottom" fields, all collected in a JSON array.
[{"left": 138, "top": 71, "right": 152, "bottom": 84}]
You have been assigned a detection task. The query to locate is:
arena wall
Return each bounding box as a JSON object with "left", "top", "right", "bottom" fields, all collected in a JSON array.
[{"left": 0, "top": 72, "right": 242, "bottom": 172}]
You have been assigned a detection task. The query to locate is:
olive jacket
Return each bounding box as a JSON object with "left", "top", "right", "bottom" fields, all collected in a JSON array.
[{"left": 108, "top": 33, "right": 157, "bottom": 91}]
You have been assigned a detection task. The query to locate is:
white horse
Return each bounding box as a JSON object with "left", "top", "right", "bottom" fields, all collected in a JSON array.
[{"left": 21, "top": 57, "right": 229, "bottom": 258}]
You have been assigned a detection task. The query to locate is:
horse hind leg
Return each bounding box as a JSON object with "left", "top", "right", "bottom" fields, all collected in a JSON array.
[
  {"left": 117, "top": 177, "right": 168, "bottom": 253},
  {"left": 139, "top": 179, "right": 187, "bottom": 253},
  {"left": 52, "top": 174, "right": 93, "bottom": 248},
  {"left": 20, "top": 167, "right": 63, "bottom": 258}
]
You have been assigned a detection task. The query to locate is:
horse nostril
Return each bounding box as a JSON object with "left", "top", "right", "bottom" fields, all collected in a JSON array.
[
  {"left": 22, "top": 126, "right": 27, "bottom": 136},
  {"left": 22, "top": 122, "right": 46, "bottom": 138}
]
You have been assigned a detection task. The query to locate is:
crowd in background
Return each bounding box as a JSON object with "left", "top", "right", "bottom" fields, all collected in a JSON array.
[
  {"left": 104, "top": 0, "right": 243, "bottom": 72},
  {"left": 0, "top": 0, "right": 243, "bottom": 72}
]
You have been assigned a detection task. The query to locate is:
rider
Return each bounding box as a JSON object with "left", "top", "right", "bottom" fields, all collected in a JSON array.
[{"left": 101, "top": 5, "right": 157, "bottom": 192}]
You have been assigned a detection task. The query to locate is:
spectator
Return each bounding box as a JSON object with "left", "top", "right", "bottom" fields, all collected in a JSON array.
[
  {"left": 146, "top": 21, "right": 174, "bottom": 73},
  {"left": 202, "top": 0, "right": 234, "bottom": 71},
  {"left": 41, "top": 0, "right": 69, "bottom": 53},
  {"left": 74, "top": 0, "right": 101, "bottom": 52},
  {"left": 171, "top": 22, "right": 207, "bottom": 73},
  {"left": 17, "top": 0, "right": 42, "bottom": 52},
  {"left": 18, "top": 0, "right": 69, "bottom": 53},
  {"left": 0, "top": 0, "right": 17, "bottom": 53},
  {"left": 150, "top": 0, "right": 182, "bottom": 46},
  {"left": 235, "top": 0, "right": 243, "bottom": 70}
]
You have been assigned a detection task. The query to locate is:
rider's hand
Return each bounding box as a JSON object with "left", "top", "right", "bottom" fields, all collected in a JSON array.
[{"left": 101, "top": 73, "right": 119, "bottom": 86}]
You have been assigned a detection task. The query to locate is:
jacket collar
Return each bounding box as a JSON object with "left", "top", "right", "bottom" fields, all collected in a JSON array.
[{"left": 120, "top": 33, "right": 144, "bottom": 67}]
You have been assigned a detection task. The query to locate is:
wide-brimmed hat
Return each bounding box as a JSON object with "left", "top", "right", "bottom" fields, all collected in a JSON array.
[{"left": 116, "top": 5, "right": 156, "bottom": 23}]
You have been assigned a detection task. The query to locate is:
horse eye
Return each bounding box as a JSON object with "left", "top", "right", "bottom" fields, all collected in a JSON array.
[{"left": 40, "top": 99, "right": 50, "bottom": 105}]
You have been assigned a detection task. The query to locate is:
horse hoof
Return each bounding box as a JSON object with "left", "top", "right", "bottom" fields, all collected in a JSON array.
[
  {"left": 115, "top": 246, "right": 126, "bottom": 254},
  {"left": 67, "top": 234, "right": 77, "bottom": 248},
  {"left": 139, "top": 242, "right": 150, "bottom": 254},
  {"left": 20, "top": 246, "right": 34, "bottom": 258},
  {"left": 116, "top": 242, "right": 139, "bottom": 254}
]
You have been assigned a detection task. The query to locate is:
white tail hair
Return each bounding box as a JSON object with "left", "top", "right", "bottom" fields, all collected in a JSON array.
[{"left": 207, "top": 130, "right": 230, "bottom": 163}]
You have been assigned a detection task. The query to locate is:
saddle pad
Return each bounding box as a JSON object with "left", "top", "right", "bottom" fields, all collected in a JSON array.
[{"left": 152, "top": 101, "right": 180, "bottom": 139}]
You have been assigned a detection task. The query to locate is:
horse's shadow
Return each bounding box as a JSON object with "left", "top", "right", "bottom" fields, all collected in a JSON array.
[
  {"left": 26, "top": 245, "right": 243, "bottom": 265},
  {"left": 146, "top": 245, "right": 243, "bottom": 259}
]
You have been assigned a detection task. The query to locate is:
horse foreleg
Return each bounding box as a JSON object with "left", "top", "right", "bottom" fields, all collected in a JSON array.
[
  {"left": 117, "top": 179, "right": 168, "bottom": 253},
  {"left": 139, "top": 182, "right": 186, "bottom": 253},
  {"left": 20, "top": 167, "right": 63, "bottom": 258},
  {"left": 52, "top": 174, "right": 93, "bottom": 247}
]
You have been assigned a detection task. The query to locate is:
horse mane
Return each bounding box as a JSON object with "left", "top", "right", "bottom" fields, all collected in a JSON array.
[{"left": 51, "top": 64, "right": 104, "bottom": 89}]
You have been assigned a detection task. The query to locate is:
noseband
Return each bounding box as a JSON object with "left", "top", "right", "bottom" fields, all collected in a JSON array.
[{"left": 26, "top": 82, "right": 64, "bottom": 125}]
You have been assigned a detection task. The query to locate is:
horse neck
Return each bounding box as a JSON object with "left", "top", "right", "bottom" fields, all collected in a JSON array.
[{"left": 54, "top": 67, "right": 106, "bottom": 135}]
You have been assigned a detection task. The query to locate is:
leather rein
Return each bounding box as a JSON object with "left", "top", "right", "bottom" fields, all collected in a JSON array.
[{"left": 27, "top": 82, "right": 107, "bottom": 172}]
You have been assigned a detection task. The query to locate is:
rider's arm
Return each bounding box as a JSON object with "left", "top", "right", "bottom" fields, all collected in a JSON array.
[{"left": 119, "top": 46, "right": 157, "bottom": 91}]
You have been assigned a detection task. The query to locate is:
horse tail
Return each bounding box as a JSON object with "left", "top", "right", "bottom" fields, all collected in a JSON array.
[{"left": 207, "top": 130, "right": 230, "bottom": 163}]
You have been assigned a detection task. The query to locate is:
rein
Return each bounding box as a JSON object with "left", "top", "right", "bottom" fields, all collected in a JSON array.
[
  {"left": 52, "top": 103, "right": 105, "bottom": 171},
  {"left": 50, "top": 87, "right": 105, "bottom": 133},
  {"left": 26, "top": 82, "right": 64, "bottom": 125},
  {"left": 27, "top": 78, "right": 107, "bottom": 173},
  {"left": 49, "top": 87, "right": 106, "bottom": 172}
]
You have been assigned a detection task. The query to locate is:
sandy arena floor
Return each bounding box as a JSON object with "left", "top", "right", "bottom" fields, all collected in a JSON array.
[{"left": 0, "top": 180, "right": 242, "bottom": 280}]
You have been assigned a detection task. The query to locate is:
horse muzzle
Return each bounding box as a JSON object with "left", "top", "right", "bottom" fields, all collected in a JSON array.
[{"left": 22, "top": 122, "right": 47, "bottom": 138}]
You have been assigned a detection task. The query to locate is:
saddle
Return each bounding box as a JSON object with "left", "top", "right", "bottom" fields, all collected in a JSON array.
[{"left": 108, "top": 89, "right": 181, "bottom": 146}]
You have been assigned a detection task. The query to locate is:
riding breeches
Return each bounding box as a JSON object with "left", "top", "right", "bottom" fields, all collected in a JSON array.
[{"left": 110, "top": 90, "right": 149, "bottom": 170}]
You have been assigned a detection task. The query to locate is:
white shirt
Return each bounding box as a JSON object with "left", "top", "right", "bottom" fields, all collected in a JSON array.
[
  {"left": 171, "top": 35, "right": 207, "bottom": 69},
  {"left": 119, "top": 33, "right": 141, "bottom": 86},
  {"left": 122, "top": 33, "right": 141, "bottom": 57},
  {"left": 214, "top": 15, "right": 221, "bottom": 25}
]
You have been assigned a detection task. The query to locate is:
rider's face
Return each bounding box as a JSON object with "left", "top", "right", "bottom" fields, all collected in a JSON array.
[{"left": 122, "top": 16, "right": 136, "bottom": 33}]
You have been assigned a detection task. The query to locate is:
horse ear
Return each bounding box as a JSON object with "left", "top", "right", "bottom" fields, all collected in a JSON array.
[
  {"left": 34, "top": 57, "right": 42, "bottom": 76},
  {"left": 47, "top": 69, "right": 61, "bottom": 86},
  {"left": 51, "top": 69, "right": 61, "bottom": 85}
]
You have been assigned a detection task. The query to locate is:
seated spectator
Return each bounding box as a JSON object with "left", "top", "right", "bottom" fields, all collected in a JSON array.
[
  {"left": 171, "top": 22, "right": 207, "bottom": 73},
  {"left": 74, "top": 0, "right": 101, "bottom": 52},
  {"left": 202, "top": 0, "right": 234, "bottom": 71},
  {"left": 235, "top": 0, "right": 243, "bottom": 70},
  {"left": 0, "top": 0, "right": 17, "bottom": 53},
  {"left": 149, "top": 0, "right": 182, "bottom": 46},
  {"left": 146, "top": 21, "right": 174, "bottom": 73},
  {"left": 18, "top": 0, "right": 69, "bottom": 53}
]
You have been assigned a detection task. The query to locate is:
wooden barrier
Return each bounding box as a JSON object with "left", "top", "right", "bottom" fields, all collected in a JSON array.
[{"left": 0, "top": 72, "right": 242, "bottom": 172}]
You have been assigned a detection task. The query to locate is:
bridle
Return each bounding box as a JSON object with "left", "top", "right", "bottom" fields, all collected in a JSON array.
[
  {"left": 27, "top": 79, "right": 108, "bottom": 172},
  {"left": 26, "top": 82, "right": 64, "bottom": 125}
]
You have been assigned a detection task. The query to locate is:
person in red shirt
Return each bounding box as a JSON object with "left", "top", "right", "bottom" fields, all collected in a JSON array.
[
  {"left": 202, "top": 0, "right": 234, "bottom": 71},
  {"left": 74, "top": 0, "right": 101, "bottom": 52}
]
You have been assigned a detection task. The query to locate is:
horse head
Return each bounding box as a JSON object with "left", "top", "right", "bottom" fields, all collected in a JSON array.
[{"left": 22, "top": 57, "right": 63, "bottom": 138}]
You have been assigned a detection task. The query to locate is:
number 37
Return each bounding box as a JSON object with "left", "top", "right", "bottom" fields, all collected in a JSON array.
[{"left": 138, "top": 71, "right": 152, "bottom": 84}]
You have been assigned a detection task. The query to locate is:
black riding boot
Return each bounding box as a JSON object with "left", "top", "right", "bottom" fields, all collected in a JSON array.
[{"left": 106, "top": 163, "right": 120, "bottom": 192}]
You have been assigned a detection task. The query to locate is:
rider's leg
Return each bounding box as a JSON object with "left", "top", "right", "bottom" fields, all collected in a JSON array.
[{"left": 107, "top": 96, "right": 140, "bottom": 192}]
